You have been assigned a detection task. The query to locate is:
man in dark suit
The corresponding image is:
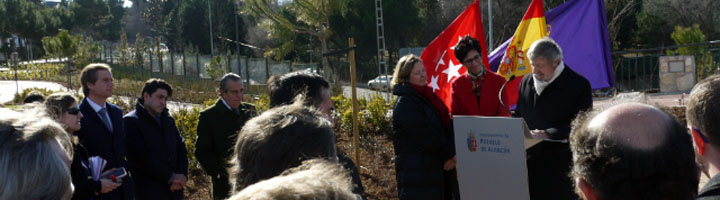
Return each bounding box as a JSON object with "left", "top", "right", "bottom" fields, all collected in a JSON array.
[
  {"left": 514, "top": 37, "right": 592, "bottom": 200},
  {"left": 195, "top": 73, "right": 257, "bottom": 199},
  {"left": 124, "top": 79, "right": 188, "bottom": 200},
  {"left": 687, "top": 75, "right": 720, "bottom": 200},
  {"left": 76, "top": 63, "right": 134, "bottom": 200}
]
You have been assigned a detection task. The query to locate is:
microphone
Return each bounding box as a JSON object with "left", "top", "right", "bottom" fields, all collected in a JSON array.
[{"left": 499, "top": 75, "right": 516, "bottom": 116}]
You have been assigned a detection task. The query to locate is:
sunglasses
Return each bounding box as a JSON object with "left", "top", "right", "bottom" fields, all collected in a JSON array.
[{"left": 67, "top": 107, "right": 81, "bottom": 115}]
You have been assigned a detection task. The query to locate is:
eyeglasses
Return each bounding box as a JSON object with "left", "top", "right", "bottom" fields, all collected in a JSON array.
[
  {"left": 690, "top": 126, "right": 708, "bottom": 143},
  {"left": 67, "top": 107, "right": 81, "bottom": 115},
  {"left": 462, "top": 54, "right": 482, "bottom": 66}
]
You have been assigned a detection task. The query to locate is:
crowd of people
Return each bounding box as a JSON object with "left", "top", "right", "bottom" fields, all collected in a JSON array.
[
  {"left": 0, "top": 36, "right": 718, "bottom": 200},
  {"left": 0, "top": 63, "right": 363, "bottom": 200}
]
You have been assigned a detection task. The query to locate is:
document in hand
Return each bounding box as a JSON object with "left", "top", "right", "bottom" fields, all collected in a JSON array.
[{"left": 88, "top": 156, "right": 106, "bottom": 181}]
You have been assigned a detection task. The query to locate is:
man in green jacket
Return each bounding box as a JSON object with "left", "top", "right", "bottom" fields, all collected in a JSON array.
[{"left": 195, "top": 73, "right": 257, "bottom": 200}]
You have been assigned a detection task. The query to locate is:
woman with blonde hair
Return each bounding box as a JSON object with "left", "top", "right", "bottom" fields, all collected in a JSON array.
[
  {"left": 45, "top": 93, "right": 121, "bottom": 199},
  {"left": 391, "top": 54, "right": 458, "bottom": 199}
]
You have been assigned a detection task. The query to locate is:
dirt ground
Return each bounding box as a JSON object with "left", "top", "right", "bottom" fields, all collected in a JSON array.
[{"left": 182, "top": 128, "right": 398, "bottom": 200}]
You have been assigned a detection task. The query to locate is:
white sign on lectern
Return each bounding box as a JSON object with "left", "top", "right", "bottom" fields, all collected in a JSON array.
[{"left": 453, "top": 116, "right": 538, "bottom": 200}]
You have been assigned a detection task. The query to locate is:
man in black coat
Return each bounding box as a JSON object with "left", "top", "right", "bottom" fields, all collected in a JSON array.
[
  {"left": 76, "top": 63, "right": 134, "bottom": 200},
  {"left": 124, "top": 79, "right": 188, "bottom": 200},
  {"left": 687, "top": 75, "right": 720, "bottom": 200},
  {"left": 196, "top": 73, "right": 257, "bottom": 200},
  {"left": 514, "top": 38, "right": 592, "bottom": 200}
]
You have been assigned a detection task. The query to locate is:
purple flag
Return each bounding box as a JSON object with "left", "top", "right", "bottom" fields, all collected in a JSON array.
[{"left": 489, "top": 0, "right": 615, "bottom": 89}]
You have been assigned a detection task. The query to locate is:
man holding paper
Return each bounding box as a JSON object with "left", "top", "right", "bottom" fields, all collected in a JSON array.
[
  {"left": 514, "top": 38, "right": 592, "bottom": 199},
  {"left": 124, "top": 79, "right": 189, "bottom": 199},
  {"left": 76, "top": 63, "right": 135, "bottom": 200}
]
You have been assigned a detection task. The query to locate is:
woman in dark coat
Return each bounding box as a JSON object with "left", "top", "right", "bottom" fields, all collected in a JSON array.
[
  {"left": 45, "top": 93, "right": 121, "bottom": 200},
  {"left": 391, "top": 54, "right": 458, "bottom": 200}
]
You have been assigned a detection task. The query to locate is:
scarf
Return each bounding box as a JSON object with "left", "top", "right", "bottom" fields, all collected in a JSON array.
[
  {"left": 411, "top": 84, "right": 452, "bottom": 128},
  {"left": 533, "top": 61, "right": 565, "bottom": 95},
  {"left": 467, "top": 69, "right": 486, "bottom": 97}
]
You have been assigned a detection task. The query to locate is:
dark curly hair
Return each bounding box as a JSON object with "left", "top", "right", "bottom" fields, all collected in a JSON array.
[
  {"left": 453, "top": 35, "right": 483, "bottom": 63},
  {"left": 268, "top": 71, "right": 329, "bottom": 109}
]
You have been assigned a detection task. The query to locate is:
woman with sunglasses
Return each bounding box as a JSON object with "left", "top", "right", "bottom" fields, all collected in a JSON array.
[{"left": 45, "top": 93, "right": 121, "bottom": 199}]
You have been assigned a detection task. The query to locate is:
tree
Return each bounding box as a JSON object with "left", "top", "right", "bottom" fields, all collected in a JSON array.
[
  {"left": 116, "top": 32, "right": 133, "bottom": 66},
  {"left": 134, "top": 33, "right": 148, "bottom": 69},
  {"left": 0, "top": 1, "right": 7, "bottom": 38},
  {"left": 605, "top": 0, "right": 641, "bottom": 50},
  {"left": 240, "top": 0, "right": 343, "bottom": 79},
  {"left": 105, "top": 0, "right": 125, "bottom": 40},
  {"left": 42, "top": 29, "right": 79, "bottom": 89},
  {"left": 667, "top": 24, "right": 715, "bottom": 80},
  {"left": 42, "top": 29, "right": 99, "bottom": 67},
  {"left": 70, "top": 0, "right": 124, "bottom": 40},
  {"left": 633, "top": 0, "right": 720, "bottom": 49},
  {"left": 178, "top": 0, "right": 210, "bottom": 54},
  {"left": 70, "top": 0, "right": 112, "bottom": 39}
]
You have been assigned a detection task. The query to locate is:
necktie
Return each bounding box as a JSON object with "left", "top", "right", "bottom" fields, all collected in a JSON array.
[{"left": 98, "top": 108, "right": 113, "bottom": 133}]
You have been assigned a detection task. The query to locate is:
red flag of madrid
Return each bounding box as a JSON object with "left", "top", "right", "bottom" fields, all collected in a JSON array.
[{"left": 420, "top": 0, "right": 488, "bottom": 108}]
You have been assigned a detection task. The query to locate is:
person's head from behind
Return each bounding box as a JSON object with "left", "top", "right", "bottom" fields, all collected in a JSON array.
[
  {"left": 24, "top": 90, "right": 46, "bottom": 104},
  {"left": 140, "top": 78, "right": 173, "bottom": 116},
  {"left": 570, "top": 103, "right": 698, "bottom": 200},
  {"left": 268, "top": 71, "right": 331, "bottom": 120},
  {"left": 228, "top": 158, "right": 360, "bottom": 200},
  {"left": 80, "top": 63, "right": 114, "bottom": 99},
  {"left": 219, "top": 73, "right": 244, "bottom": 109},
  {"left": 230, "top": 100, "right": 337, "bottom": 192},
  {"left": 527, "top": 37, "right": 563, "bottom": 82},
  {"left": 687, "top": 75, "right": 720, "bottom": 178},
  {"left": 391, "top": 54, "right": 426, "bottom": 87},
  {"left": 45, "top": 93, "right": 83, "bottom": 133},
  {"left": 453, "top": 35, "right": 485, "bottom": 75},
  {"left": 0, "top": 109, "right": 73, "bottom": 200}
]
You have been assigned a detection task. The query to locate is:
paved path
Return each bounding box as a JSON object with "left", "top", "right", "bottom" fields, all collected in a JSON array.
[
  {"left": 593, "top": 92, "right": 687, "bottom": 108},
  {"left": 0, "top": 80, "right": 69, "bottom": 104}
]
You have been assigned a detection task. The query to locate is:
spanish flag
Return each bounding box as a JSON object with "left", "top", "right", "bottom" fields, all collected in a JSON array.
[{"left": 496, "top": 0, "right": 548, "bottom": 106}]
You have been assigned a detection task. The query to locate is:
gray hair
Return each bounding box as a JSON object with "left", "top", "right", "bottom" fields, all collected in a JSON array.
[
  {"left": 527, "top": 37, "right": 563, "bottom": 63},
  {"left": 219, "top": 73, "right": 243, "bottom": 93},
  {"left": 0, "top": 108, "right": 73, "bottom": 200},
  {"left": 228, "top": 159, "right": 360, "bottom": 200}
]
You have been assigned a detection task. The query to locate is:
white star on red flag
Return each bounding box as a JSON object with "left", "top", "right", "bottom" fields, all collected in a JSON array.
[
  {"left": 419, "top": 0, "right": 489, "bottom": 108},
  {"left": 442, "top": 60, "right": 463, "bottom": 83}
]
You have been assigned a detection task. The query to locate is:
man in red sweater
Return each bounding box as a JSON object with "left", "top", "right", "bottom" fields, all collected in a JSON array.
[{"left": 449, "top": 36, "right": 510, "bottom": 117}]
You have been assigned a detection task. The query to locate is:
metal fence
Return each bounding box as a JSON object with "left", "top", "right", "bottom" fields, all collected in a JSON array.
[
  {"left": 96, "top": 43, "right": 320, "bottom": 85},
  {"left": 612, "top": 41, "right": 720, "bottom": 92}
]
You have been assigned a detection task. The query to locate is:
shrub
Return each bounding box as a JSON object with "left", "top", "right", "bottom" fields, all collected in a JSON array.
[
  {"left": 205, "top": 55, "right": 228, "bottom": 80},
  {"left": 12, "top": 87, "right": 56, "bottom": 104},
  {"left": 333, "top": 93, "right": 394, "bottom": 137},
  {"left": 172, "top": 105, "right": 207, "bottom": 171}
]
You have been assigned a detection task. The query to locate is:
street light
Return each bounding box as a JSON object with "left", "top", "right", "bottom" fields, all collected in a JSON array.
[{"left": 11, "top": 52, "right": 19, "bottom": 96}]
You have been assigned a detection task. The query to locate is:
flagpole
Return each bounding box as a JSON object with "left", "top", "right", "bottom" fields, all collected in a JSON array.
[{"left": 487, "top": 0, "right": 493, "bottom": 52}]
